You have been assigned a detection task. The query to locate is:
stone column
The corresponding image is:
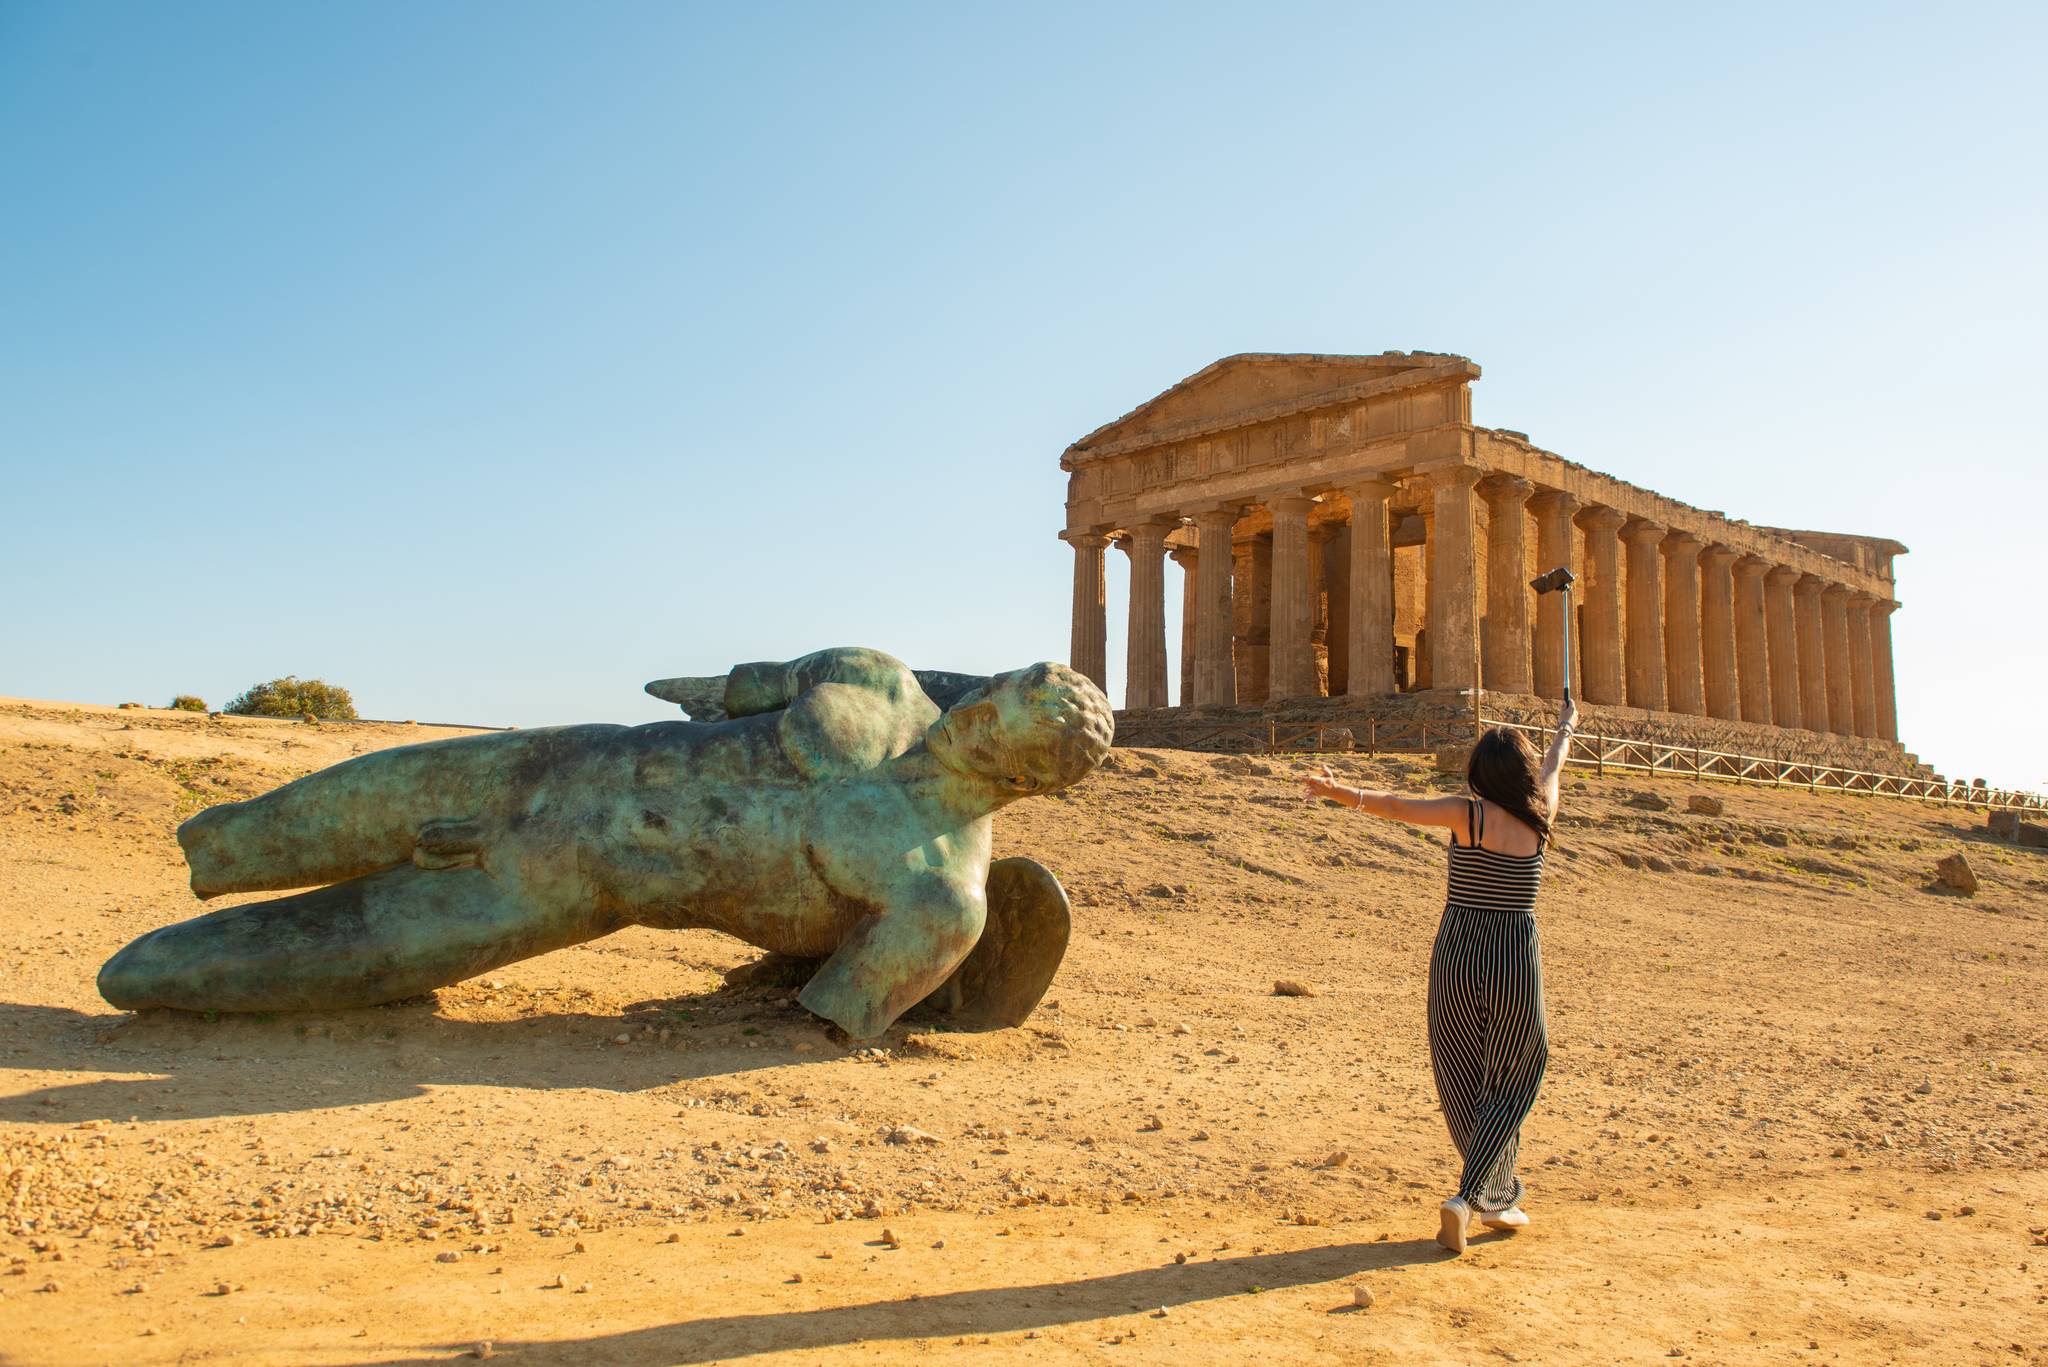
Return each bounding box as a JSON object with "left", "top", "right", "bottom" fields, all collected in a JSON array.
[
  {"left": 1412, "top": 502, "right": 1435, "bottom": 690},
  {"left": 1576, "top": 506, "right": 1626, "bottom": 706},
  {"left": 1232, "top": 536, "right": 1272, "bottom": 705},
  {"left": 1425, "top": 464, "right": 1483, "bottom": 694},
  {"left": 1621, "top": 518, "right": 1668, "bottom": 712},
  {"left": 1170, "top": 544, "right": 1198, "bottom": 708},
  {"left": 1267, "top": 495, "right": 1317, "bottom": 700},
  {"left": 1821, "top": 583, "right": 1854, "bottom": 737},
  {"left": 1872, "top": 599, "right": 1899, "bottom": 741},
  {"left": 1344, "top": 479, "right": 1397, "bottom": 696},
  {"left": 1528, "top": 490, "right": 1580, "bottom": 700},
  {"left": 1120, "top": 520, "right": 1171, "bottom": 711},
  {"left": 1481, "top": 475, "right": 1534, "bottom": 694},
  {"left": 1698, "top": 544, "right": 1739, "bottom": 720},
  {"left": 1062, "top": 530, "right": 1111, "bottom": 691},
  {"left": 1190, "top": 508, "right": 1238, "bottom": 708},
  {"left": 1661, "top": 531, "right": 1704, "bottom": 716},
  {"left": 1733, "top": 556, "right": 1771, "bottom": 724},
  {"left": 1847, "top": 592, "right": 1878, "bottom": 738},
  {"left": 1765, "top": 566, "right": 1803, "bottom": 729},
  {"left": 1794, "top": 575, "right": 1828, "bottom": 732},
  {"left": 1321, "top": 524, "right": 1350, "bottom": 696}
]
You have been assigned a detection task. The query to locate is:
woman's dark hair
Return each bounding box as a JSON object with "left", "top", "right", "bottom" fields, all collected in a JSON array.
[{"left": 1465, "top": 727, "right": 1552, "bottom": 845}]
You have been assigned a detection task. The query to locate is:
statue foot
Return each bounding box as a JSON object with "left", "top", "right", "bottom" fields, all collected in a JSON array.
[{"left": 919, "top": 857, "right": 1071, "bottom": 1029}]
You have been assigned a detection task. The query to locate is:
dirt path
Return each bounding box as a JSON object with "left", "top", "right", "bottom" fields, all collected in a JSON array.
[{"left": 3, "top": 701, "right": 2044, "bottom": 1365}]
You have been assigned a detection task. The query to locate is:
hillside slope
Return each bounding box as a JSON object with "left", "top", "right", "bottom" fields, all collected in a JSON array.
[{"left": 2, "top": 699, "right": 2043, "bottom": 1365}]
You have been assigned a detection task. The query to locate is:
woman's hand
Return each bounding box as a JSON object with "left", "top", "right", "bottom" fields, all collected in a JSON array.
[
  {"left": 1558, "top": 695, "right": 1579, "bottom": 735},
  {"left": 1300, "top": 764, "right": 1355, "bottom": 807}
]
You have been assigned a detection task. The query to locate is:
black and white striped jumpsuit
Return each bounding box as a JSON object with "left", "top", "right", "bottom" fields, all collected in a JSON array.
[{"left": 1426, "top": 796, "right": 1549, "bottom": 1213}]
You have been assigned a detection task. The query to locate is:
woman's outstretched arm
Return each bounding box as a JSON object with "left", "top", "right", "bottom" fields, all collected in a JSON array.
[
  {"left": 1535, "top": 696, "right": 1579, "bottom": 820},
  {"left": 1300, "top": 766, "right": 1469, "bottom": 830}
]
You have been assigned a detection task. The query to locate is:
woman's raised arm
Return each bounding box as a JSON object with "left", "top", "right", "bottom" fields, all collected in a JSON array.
[{"left": 1535, "top": 697, "right": 1579, "bottom": 820}]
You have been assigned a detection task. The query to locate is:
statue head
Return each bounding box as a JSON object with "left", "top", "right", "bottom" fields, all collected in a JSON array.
[{"left": 928, "top": 662, "right": 1114, "bottom": 799}]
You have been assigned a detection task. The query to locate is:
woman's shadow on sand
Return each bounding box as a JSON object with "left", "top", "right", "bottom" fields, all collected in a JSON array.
[
  {"left": 0, "top": 976, "right": 893, "bottom": 1123},
  {"left": 340, "top": 1237, "right": 1451, "bottom": 1366}
]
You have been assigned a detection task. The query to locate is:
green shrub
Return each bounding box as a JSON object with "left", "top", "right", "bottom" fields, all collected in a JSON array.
[
  {"left": 170, "top": 694, "right": 208, "bottom": 712},
  {"left": 224, "top": 676, "right": 358, "bottom": 721}
]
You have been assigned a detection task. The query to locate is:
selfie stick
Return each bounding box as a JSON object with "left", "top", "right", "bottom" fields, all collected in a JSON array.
[{"left": 1529, "top": 567, "right": 1577, "bottom": 704}]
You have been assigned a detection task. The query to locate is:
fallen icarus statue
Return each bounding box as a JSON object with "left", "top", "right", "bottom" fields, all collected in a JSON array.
[{"left": 99, "top": 648, "right": 1114, "bottom": 1039}]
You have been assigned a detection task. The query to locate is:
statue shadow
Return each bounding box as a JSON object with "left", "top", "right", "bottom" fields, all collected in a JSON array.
[
  {"left": 341, "top": 1239, "right": 1448, "bottom": 1366},
  {"left": 0, "top": 982, "right": 887, "bottom": 1124}
]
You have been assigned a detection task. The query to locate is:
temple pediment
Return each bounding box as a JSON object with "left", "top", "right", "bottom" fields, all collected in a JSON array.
[{"left": 1063, "top": 351, "right": 1479, "bottom": 465}]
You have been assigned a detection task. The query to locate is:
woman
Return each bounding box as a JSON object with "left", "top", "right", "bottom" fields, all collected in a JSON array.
[{"left": 1301, "top": 698, "right": 1576, "bottom": 1253}]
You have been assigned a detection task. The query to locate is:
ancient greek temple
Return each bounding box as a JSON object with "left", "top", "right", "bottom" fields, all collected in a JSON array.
[{"left": 1060, "top": 352, "right": 1906, "bottom": 755}]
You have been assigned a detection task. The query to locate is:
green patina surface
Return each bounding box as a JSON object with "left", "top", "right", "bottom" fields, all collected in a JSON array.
[{"left": 98, "top": 648, "right": 1114, "bottom": 1039}]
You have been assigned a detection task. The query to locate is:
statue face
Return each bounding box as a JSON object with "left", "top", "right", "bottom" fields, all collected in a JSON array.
[{"left": 928, "top": 663, "right": 1113, "bottom": 796}]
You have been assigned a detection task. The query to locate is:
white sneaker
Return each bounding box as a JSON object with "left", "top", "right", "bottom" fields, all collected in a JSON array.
[
  {"left": 1437, "top": 1197, "right": 1472, "bottom": 1253},
  {"left": 1480, "top": 1204, "right": 1529, "bottom": 1231}
]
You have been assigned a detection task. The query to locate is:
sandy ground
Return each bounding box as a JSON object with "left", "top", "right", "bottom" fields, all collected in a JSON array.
[{"left": 1, "top": 697, "right": 2044, "bottom": 1366}]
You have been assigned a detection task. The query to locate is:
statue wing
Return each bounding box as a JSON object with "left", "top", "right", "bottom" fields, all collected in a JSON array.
[
  {"left": 645, "top": 663, "right": 991, "bottom": 722},
  {"left": 644, "top": 676, "right": 729, "bottom": 722}
]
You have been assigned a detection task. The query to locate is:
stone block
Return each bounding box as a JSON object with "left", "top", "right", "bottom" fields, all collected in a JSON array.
[
  {"left": 1687, "top": 794, "right": 1724, "bottom": 816},
  {"left": 2016, "top": 822, "right": 2048, "bottom": 850},
  {"left": 1988, "top": 810, "right": 2019, "bottom": 838}
]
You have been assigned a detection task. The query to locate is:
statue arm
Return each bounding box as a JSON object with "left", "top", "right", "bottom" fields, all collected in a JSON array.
[{"left": 796, "top": 877, "right": 987, "bottom": 1040}]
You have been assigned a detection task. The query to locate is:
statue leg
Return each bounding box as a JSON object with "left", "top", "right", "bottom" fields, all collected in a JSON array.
[
  {"left": 178, "top": 726, "right": 611, "bottom": 898},
  {"left": 98, "top": 863, "right": 612, "bottom": 1012},
  {"left": 795, "top": 887, "right": 985, "bottom": 1041}
]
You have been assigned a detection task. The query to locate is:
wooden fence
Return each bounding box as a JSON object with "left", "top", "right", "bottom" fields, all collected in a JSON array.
[{"left": 1112, "top": 714, "right": 2047, "bottom": 815}]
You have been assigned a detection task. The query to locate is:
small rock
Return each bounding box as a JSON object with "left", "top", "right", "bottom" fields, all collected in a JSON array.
[
  {"left": 435, "top": 1251, "right": 462, "bottom": 1264},
  {"left": 1913, "top": 1079, "right": 1933, "bottom": 1096},
  {"left": 880, "top": 1228, "right": 900, "bottom": 1247},
  {"left": 1139, "top": 1115, "right": 1163, "bottom": 1132},
  {"left": 664, "top": 1232, "right": 682, "bottom": 1244},
  {"left": 1321, "top": 1150, "right": 1351, "bottom": 1169},
  {"left": 1273, "top": 980, "right": 1317, "bottom": 998},
  {"left": 1935, "top": 853, "right": 1978, "bottom": 895},
  {"left": 1352, "top": 1285, "right": 1375, "bottom": 1308},
  {"left": 1171, "top": 1023, "right": 1192, "bottom": 1036},
  {"left": 576, "top": 1282, "right": 592, "bottom": 1294},
  {"left": 1627, "top": 791, "right": 1672, "bottom": 812},
  {"left": 471, "top": 1343, "right": 496, "bottom": 1360},
  {"left": 1686, "top": 794, "right": 1723, "bottom": 816},
  {"left": 886, "top": 1126, "right": 944, "bottom": 1146}
]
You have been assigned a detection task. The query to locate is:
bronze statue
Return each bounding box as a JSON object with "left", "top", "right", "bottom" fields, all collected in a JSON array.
[{"left": 99, "top": 649, "right": 1113, "bottom": 1039}]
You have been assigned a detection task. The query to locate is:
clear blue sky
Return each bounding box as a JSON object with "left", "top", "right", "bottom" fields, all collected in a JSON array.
[{"left": 3, "top": 2, "right": 2043, "bottom": 787}]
